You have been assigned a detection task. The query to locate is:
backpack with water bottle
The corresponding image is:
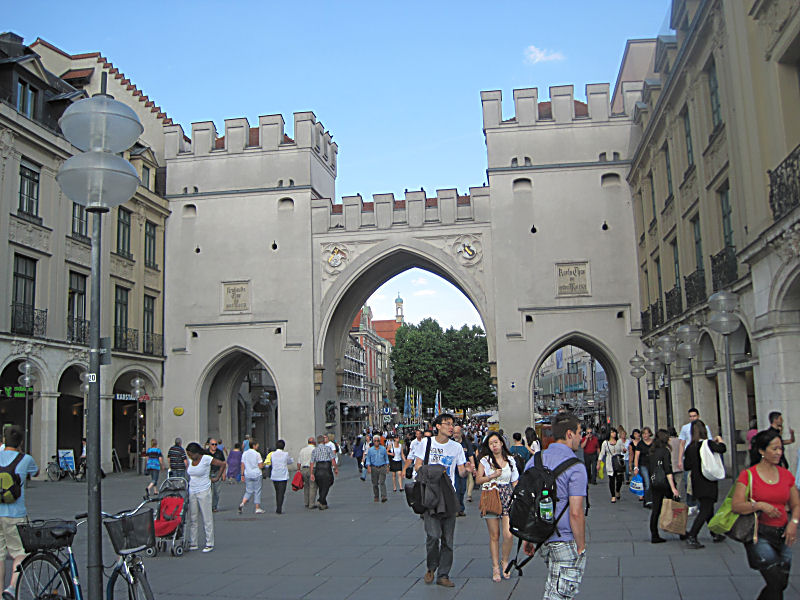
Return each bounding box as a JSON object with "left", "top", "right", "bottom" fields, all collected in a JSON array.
[{"left": 506, "top": 452, "right": 582, "bottom": 575}]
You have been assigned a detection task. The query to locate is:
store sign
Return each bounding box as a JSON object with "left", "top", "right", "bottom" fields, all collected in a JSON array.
[
  {"left": 2, "top": 386, "right": 33, "bottom": 399},
  {"left": 222, "top": 281, "right": 250, "bottom": 312},
  {"left": 555, "top": 262, "right": 590, "bottom": 297}
]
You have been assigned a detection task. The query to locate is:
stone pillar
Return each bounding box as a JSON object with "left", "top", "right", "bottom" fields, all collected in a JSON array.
[
  {"left": 100, "top": 394, "right": 114, "bottom": 474},
  {"left": 33, "top": 392, "right": 59, "bottom": 479}
]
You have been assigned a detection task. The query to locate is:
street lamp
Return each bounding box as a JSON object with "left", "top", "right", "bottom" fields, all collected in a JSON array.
[
  {"left": 131, "top": 377, "right": 145, "bottom": 475},
  {"left": 643, "top": 346, "right": 662, "bottom": 429},
  {"left": 676, "top": 324, "right": 700, "bottom": 408},
  {"left": 656, "top": 334, "right": 678, "bottom": 430},
  {"left": 17, "top": 360, "right": 37, "bottom": 452},
  {"left": 707, "top": 290, "right": 740, "bottom": 476},
  {"left": 56, "top": 93, "right": 142, "bottom": 600},
  {"left": 629, "top": 352, "right": 645, "bottom": 429}
]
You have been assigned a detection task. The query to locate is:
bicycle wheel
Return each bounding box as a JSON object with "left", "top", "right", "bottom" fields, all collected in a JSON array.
[
  {"left": 16, "top": 552, "right": 74, "bottom": 600},
  {"left": 108, "top": 565, "right": 154, "bottom": 600},
  {"left": 46, "top": 462, "right": 60, "bottom": 482}
]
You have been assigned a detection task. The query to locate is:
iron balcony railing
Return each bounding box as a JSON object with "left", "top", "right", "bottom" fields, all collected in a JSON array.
[
  {"left": 10, "top": 303, "right": 47, "bottom": 338},
  {"left": 768, "top": 143, "right": 800, "bottom": 221},
  {"left": 143, "top": 332, "right": 163, "bottom": 356},
  {"left": 641, "top": 309, "right": 651, "bottom": 335},
  {"left": 711, "top": 246, "right": 738, "bottom": 292},
  {"left": 665, "top": 285, "right": 683, "bottom": 321},
  {"left": 684, "top": 268, "right": 706, "bottom": 309},
  {"left": 67, "top": 317, "right": 90, "bottom": 345},
  {"left": 113, "top": 326, "right": 138, "bottom": 352},
  {"left": 650, "top": 299, "right": 664, "bottom": 330}
]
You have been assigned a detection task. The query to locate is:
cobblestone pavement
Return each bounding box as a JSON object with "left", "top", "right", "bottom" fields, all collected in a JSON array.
[{"left": 16, "top": 458, "right": 800, "bottom": 599}]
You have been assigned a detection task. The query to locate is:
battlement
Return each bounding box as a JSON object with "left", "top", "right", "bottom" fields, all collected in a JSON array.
[
  {"left": 311, "top": 187, "right": 490, "bottom": 233},
  {"left": 481, "top": 83, "right": 640, "bottom": 131},
  {"left": 163, "top": 111, "right": 338, "bottom": 174}
]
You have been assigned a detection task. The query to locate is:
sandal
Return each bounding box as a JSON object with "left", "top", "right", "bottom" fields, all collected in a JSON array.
[
  {"left": 492, "top": 565, "right": 501, "bottom": 582},
  {"left": 501, "top": 562, "right": 510, "bottom": 579},
  {"left": 611, "top": 497, "right": 616, "bottom": 503}
]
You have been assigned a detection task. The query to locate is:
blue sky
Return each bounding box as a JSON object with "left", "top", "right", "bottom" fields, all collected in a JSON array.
[{"left": 10, "top": 1, "right": 671, "bottom": 329}]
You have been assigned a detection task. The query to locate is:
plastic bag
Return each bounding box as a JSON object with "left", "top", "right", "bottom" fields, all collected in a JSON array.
[
  {"left": 629, "top": 473, "right": 645, "bottom": 496},
  {"left": 598, "top": 460, "right": 605, "bottom": 479}
]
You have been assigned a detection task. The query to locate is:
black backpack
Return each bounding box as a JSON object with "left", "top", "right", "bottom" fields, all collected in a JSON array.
[
  {"left": 404, "top": 438, "right": 431, "bottom": 514},
  {"left": 506, "top": 452, "right": 581, "bottom": 575},
  {"left": 650, "top": 454, "right": 669, "bottom": 491},
  {"left": 0, "top": 453, "right": 24, "bottom": 504}
]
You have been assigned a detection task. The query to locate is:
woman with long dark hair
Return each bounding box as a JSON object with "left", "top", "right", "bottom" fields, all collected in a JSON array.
[
  {"left": 732, "top": 429, "right": 800, "bottom": 599},
  {"left": 682, "top": 420, "right": 726, "bottom": 548},
  {"left": 475, "top": 431, "right": 519, "bottom": 582},
  {"left": 597, "top": 428, "right": 625, "bottom": 502},
  {"left": 648, "top": 429, "right": 680, "bottom": 544},
  {"left": 524, "top": 426, "right": 541, "bottom": 454}
]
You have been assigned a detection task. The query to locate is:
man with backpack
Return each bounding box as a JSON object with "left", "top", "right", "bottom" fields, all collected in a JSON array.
[
  {"left": 519, "top": 413, "right": 587, "bottom": 600},
  {"left": 0, "top": 425, "right": 39, "bottom": 600}
]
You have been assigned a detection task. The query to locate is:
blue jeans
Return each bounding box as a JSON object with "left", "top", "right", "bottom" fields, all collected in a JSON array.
[
  {"left": 455, "top": 474, "right": 466, "bottom": 512},
  {"left": 746, "top": 525, "right": 792, "bottom": 599}
]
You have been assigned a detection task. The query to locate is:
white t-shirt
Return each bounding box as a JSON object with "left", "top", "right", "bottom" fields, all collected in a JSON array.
[
  {"left": 241, "top": 448, "right": 263, "bottom": 479},
  {"left": 479, "top": 456, "right": 519, "bottom": 487},
  {"left": 423, "top": 438, "right": 466, "bottom": 487},
  {"left": 679, "top": 422, "right": 713, "bottom": 443},
  {"left": 187, "top": 455, "right": 212, "bottom": 495},
  {"left": 269, "top": 450, "right": 293, "bottom": 481}
]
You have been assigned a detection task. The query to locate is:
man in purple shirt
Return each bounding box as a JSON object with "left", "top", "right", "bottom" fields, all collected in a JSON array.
[{"left": 524, "top": 413, "right": 587, "bottom": 600}]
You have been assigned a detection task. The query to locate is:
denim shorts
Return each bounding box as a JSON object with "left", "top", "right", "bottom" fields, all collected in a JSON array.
[{"left": 745, "top": 525, "right": 792, "bottom": 571}]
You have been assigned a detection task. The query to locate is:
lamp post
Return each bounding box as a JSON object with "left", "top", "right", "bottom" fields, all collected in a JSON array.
[
  {"left": 629, "top": 352, "right": 645, "bottom": 429},
  {"left": 56, "top": 94, "right": 142, "bottom": 600},
  {"left": 17, "top": 360, "right": 37, "bottom": 452},
  {"left": 676, "top": 324, "right": 700, "bottom": 408},
  {"left": 707, "top": 290, "right": 740, "bottom": 477},
  {"left": 643, "top": 346, "right": 662, "bottom": 429},
  {"left": 131, "top": 377, "right": 145, "bottom": 475},
  {"left": 656, "top": 335, "right": 678, "bottom": 430}
]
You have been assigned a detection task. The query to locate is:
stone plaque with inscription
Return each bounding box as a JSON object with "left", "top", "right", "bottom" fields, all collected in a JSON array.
[
  {"left": 222, "top": 281, "right": 251, "bottom": 312},
  {"left": 555, "top": 262, "right": 590, "bottom": 297}
]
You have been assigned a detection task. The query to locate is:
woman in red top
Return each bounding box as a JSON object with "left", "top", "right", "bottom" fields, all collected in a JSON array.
[{"left": 732, "top": 429, "right": 800, "bottom": 600}]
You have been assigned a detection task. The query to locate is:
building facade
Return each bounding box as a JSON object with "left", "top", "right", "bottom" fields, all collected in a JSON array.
[
  {"left": 0, "top": 33, "right": 170, "bottom": 473},
  {"left": 628, "top": 0, "right": 800, "bottom": 468}
]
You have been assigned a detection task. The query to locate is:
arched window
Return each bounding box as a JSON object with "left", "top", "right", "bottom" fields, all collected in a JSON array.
[
  {"left": 278, "top": 197, "right": 294, "bottom": 212},
  {"left": 601, "top": 173, "right": 621, "bottom": 187},
  {"left": 182, "top": 203, "right": 197, "bottom": 217}
]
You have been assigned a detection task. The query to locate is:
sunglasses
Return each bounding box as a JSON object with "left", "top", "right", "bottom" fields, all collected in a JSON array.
[{"left": 210, "top": 443, "right": 217, "bottom": 446}]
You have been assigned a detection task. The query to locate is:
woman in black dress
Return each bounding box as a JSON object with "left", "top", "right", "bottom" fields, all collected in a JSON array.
[
  {"left": 682, "top": 419, "right": 727, "bottom": 548},
  {"left": 648, "top": 429, "right": 680, "bottom": 543}
]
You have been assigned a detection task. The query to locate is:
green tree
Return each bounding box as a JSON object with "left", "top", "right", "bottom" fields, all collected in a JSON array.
[{"left": 391, "top": 319, "right": 493, "bottom": 414}]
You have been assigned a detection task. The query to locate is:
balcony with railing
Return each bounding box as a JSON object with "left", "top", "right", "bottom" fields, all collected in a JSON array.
[
  {"left": 685, "top": 268, "right": 706, "bottom": 308},
  {"left": 113, "top": 326, "right": 138, "bottom": 352},
  {"left": 641, "top": 308, "right": 651, "bottom": 335},
  {"left": 67, "top": 318, "right": 90, "bottom": 345},
  {"left": 10, "top": 303, "right": 47, "bottom": 338},
  {"left": 143, "top": 332, "right": 163, "bottom": 356},
  {"left": 711, "top": 246, "right": 738, "bottom": 291},
  {"left": 650, "top": 299, "right": 664, "bottom": 330},
  {"left": 665, "top": 285, "right": 683, "bottom": 321},
  {"left": 769, "top": 143, "right": 800, "bottom": 221}
]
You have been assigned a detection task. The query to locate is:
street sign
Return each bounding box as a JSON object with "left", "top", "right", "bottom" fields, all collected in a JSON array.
[
  {"left": 383, "top": 415, "right": 391, "bottom": 423},
  {"left": 382, "top": 407, "right": 390, "bottom": 415}
]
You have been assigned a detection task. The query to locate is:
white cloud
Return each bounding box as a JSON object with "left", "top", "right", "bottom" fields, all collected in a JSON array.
[
  {"left": 411, "top": 277, "right": 428, "bottom": 286},
  {"left": 371, "top": 293, "right": 387, "bottom": 302},
  {"left": 413, "top": 289, "right": 436, "bottom": 297},
  {"left": 524, "top": 45, "right": 565, "bottom": 65}
]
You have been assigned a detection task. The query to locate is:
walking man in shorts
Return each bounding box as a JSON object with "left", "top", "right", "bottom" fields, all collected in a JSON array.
[{"left": 0, "top": 425, "right": 39, "bottom": 600}]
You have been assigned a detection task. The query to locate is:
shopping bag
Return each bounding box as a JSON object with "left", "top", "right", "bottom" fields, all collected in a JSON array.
[
  {"left": 291, "top": 470, "right": 304, "bottom": 491},
  {"left": 659, "top": 498, "right": 688, "bottom": 535},
  {"left": 709, "top": 469, "right": 757, "bottom": 543},
  {"left": 629, "top": 473, "right": 644, "bottom": 496},
  {"left": 700, "top": 440, "right": 726, "bottom": 481},
  {"left": 597, "top": 460, "right": 605, "bottom": 480}
]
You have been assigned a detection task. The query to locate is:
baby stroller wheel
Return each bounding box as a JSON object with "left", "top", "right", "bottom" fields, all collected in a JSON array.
[
  {"left": 145, "top": 545, "right": 157, "bottom": 558},
  {"left": 173, "top": 544, "right": 184, "bottom": 557}
]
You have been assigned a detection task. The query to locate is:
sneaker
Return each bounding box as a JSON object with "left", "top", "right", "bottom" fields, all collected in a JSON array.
[
  {"left": 423, "top": 570, "right": 435, "bottom": 584},
  {"left": 187, "top": 545, "right": 199, "bottom": 551},
  {"left": 686, "top": 537, "right": 705, "bottom": 549},
  {"left": 436, "top": 576, "right": 455, "bottom": 588},
  {"left": 202, "top": 546, "right": 214, "bottom": 553},
  {"left": 688, "top": 506, "right": 699, "bottom": 517},
  {"left": 238, "top": 504, "right": 244, "bottom": 514},
  {"left": 255, "top": 508, "right": 265, "bottom": 514}
]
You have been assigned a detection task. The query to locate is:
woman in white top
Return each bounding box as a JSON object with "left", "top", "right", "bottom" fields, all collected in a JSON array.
[
  {"left": 185, "top": 442, "right": 226, "bottom": 553},
  {"left": 269, "top": 440, "right": 294, "bottom": 514},
  {"left": 597, "top": 428, "right": 626, "bottom": 503},
  {"left": 239, "top": 441, "right": 265, "bottom": 514},
  {"left": 475, "top": 431, "right": 519, "bottom": 582},
  {"left": 387, "top": 436, "right": 405, "bottom": 493}
]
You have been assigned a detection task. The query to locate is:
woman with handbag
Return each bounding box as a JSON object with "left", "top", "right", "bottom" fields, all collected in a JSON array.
[
  {"left": 682, "top": 420, "right": 727, "bottom": 548},
  {"left": 475, "top": 431, "right": 519, "bottom": 582},
  {"left": 648, "top": 429, "right": 680, "bottom": 544},
  {"left": 732, "top": 429, "right": 800, "bottom": 599},
  {"left": 598, "top": 428, "right": 626, "bottom": 503},
  {"left": 633, "top": 427, "right": 654, "bottom": 508}
]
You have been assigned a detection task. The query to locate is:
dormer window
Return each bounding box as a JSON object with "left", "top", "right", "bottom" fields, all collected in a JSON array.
[
  {"left": 141, "top": 165, "right": 150, "bottom": 191},
  {"left": 16, "top": 80, "right": 37, "bottom": 119}
]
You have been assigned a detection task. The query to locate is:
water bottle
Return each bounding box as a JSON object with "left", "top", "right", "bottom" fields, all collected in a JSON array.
[{"left": 539, "top": 490, "right": 554, "bottom": 523}]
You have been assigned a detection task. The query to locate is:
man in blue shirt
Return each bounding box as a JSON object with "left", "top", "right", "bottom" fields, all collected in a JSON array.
[
  {"left": 0, "top": 425, "right": 39, "bottom": 600},
  {"left": 365, "top": 435, "right": 390, "bottom": 502},
  {"left": 524, "top": 413, "right": 587, "bottom": 600}
]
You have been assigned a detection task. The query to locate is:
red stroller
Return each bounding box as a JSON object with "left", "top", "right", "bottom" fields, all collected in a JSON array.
[{"left": 145, "top": 477, "right": 188, "bottom": 557}]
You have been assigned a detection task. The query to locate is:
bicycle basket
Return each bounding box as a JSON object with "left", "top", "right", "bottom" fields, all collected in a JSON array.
[
  {"left": 17, "top": 520, "right": 77, "bottom": 553},
  {"left": 103, "top": 508, "right": 155, "bottom": 555}
]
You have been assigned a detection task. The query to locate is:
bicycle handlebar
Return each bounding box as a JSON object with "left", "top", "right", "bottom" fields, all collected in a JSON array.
[{"left": 74, "top": 497, "right": 156, "bottom": 523}]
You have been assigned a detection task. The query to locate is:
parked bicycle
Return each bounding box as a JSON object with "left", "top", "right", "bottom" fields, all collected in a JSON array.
[
  {"left": 45, "top": 455, "right": 85, "bottom": 482},
  {"left": 14, "top": 497, "right": 156, "bottom": 599}
]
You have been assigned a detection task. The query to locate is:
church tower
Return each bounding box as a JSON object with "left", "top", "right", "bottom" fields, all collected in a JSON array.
[{"left": 395, "top": 292, "right": 404, "bottom": 323}]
